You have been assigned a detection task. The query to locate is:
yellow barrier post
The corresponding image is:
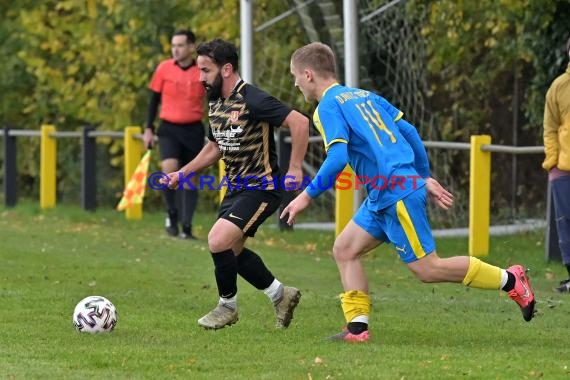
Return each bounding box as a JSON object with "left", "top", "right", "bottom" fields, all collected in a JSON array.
[
  {"left": 40, "top": 124, "right": 57, "bottom": 209},
  {"left": 335, "top": 165, "right": 355, "bottom": 236},
  {"left": 469, "top": 135, "right": 491, "bottom": 257},
  {"left": 124, "top": 126, "right": 143, "bottom": 220},
  {"left": 218, "top": 160, "right": 227, "bottom": 204}
]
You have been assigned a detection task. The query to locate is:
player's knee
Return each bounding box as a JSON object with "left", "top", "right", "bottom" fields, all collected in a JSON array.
[
  {"left": 409, "top": 261, "right": 441, "bottom": 283},
  {"left": 332, "top": 240, "right": 358, "bottom": 262},
  {"left": 412, "top": 269, "right": 437, "bottom": 283},
  {"left": 207, "top": 231, "right": 232, "bottom": 252},
  {"left": 407, "top": 252, "right": 443, "bottom": 283}
]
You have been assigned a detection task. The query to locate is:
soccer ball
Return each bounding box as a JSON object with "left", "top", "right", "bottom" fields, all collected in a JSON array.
[{"left": 72, "top": 296, "right": 118, "bottom": 333}]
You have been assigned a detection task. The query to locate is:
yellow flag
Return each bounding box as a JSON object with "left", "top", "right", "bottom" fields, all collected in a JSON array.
[{"left": 116, "top": 150, "right": 152, "bottom": 211}]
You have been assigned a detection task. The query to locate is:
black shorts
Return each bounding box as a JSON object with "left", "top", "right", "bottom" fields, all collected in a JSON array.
[
  {"left": 218, "top": 189, "right": 283, "bottom": 237},
  {"left": 157, "top": 120, "right": 205, "bottom": 163}
]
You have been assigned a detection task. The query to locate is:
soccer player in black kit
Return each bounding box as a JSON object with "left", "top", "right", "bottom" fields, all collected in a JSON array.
[{"left": 165, "top": 39, "right": 309, "bottom": 329}]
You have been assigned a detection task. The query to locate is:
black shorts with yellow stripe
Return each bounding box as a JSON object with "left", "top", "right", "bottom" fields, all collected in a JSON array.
[{"left": 218, "top": 189, "right": 283, "bottom": 237}]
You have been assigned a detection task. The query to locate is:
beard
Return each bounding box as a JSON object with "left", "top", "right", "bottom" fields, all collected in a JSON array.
[{"left": 205, "top": 73, "right": 223, "bottom": 101}]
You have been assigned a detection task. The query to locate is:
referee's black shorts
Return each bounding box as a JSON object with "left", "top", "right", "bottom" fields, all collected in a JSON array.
[
  {"left": 218, "top": 189, "right": 283, "bottom": 237},
  {"left": 157, "top": 120, "right": 205, "bottom": 164}
]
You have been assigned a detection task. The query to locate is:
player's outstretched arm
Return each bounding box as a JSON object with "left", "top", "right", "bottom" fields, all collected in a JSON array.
[
  {"left": 163, "top": 141, "right": 221, "bottom": 189},
  {"left": 179, "top": 140, "right": 221, "bottom": 176},
  {"left": 280, "top": 141, "right": 348, "bottom": 224}
]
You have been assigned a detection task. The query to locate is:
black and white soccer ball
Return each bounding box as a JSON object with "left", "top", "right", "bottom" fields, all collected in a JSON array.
[{"left": 73, "top": 296, "right": 118, "bottom": 333}]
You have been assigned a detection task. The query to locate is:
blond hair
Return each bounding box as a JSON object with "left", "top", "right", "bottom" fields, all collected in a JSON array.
[{"left": 291, "top": 42, "right": 337, "bottom": 79}]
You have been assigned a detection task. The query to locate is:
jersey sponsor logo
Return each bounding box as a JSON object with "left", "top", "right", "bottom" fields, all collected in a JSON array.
[
  {"left": 229, "top": 110, "right": 240, "bottom": 123},
  {"left": 230, "top": 125, "right": 243, "bottom": 134}
]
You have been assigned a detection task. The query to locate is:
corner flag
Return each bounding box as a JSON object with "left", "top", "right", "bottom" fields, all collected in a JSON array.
[{"left": 116, "top": 150, "right": 152, "bottom": 211}]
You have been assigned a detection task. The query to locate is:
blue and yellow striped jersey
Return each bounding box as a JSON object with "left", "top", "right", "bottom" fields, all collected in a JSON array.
[{"left": 313, "top": 83, "right": 426, "bottom": 210}]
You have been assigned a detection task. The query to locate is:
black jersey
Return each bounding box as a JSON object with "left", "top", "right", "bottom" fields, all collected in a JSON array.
[{"left": 208, "top": 80, "right": 291, "bottom": 190}]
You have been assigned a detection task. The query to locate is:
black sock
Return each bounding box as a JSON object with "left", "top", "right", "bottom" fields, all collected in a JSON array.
[
  {"left": 566, "top": 264, "right": 570, "bottom": 278},
  {"left": 236, "top": 248, "right": 274, "bottom": 290},
  {"left": 163, "top": 189, "right": 177, "bottom": 212},
  {"left": 182, "top": 190, "right": 198, "bottom": 226},
  {"left": 347, "top": 322, "right": 368, "bottom": 335},
  {"left": 211, "top": 250, "right": 237, "bottom": 299},
  {"left": 502, "top": 271, "right": 516, "bottom": 291}
]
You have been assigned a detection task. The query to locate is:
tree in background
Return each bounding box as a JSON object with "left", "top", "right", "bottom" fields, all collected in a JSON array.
[
  {"left": 408, "top": 0, "right": 570, "bottom": 219},
  {"left": 0, "top": 0, "right": 240, "bottom": 206}
]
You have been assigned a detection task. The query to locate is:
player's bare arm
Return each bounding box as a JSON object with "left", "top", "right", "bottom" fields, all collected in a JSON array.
[
  {"left": 281, "top": 110, "right": 309, "bottom": 188},
  {"left": 164, "top": 141, "right": 221, "bottom": 189}
]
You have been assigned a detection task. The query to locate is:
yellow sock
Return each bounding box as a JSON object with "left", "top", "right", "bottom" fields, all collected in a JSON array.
[
  {"left": 462, "top": 256, "right": 502, "bottom": 290},
  {"left": 340, "top": 290, "right": 371, "bottom": 323}
]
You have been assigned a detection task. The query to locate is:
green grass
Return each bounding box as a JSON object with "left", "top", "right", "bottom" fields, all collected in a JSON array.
[{"left": 1, "top": 203, "right": 569, "bottom": 379}]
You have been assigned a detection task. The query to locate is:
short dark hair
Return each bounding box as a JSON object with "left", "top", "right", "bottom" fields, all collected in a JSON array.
[
  {"left": 196, "top": 38, "right": 239, "bottom": 72},
  {"left": 173, "top": 29, "right": 196, "bottom": 44}
]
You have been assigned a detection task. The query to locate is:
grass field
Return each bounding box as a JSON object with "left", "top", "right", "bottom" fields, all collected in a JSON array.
[{"left": 1, "top": 203, "right": 569, "bottom": 379}]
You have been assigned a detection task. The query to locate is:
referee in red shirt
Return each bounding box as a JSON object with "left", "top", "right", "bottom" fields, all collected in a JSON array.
[{"left": 143, "top": 29, "right": 206, "bottom": 239}]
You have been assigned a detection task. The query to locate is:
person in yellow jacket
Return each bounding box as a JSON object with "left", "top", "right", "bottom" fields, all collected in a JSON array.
[{"left": 543, "top": 37, "right": 570, "bottom": 292}]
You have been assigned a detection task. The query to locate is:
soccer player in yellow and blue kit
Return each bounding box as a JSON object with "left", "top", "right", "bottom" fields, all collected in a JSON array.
[{"left": 282, "top": 42, "right": 536, "bottom": 342}]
